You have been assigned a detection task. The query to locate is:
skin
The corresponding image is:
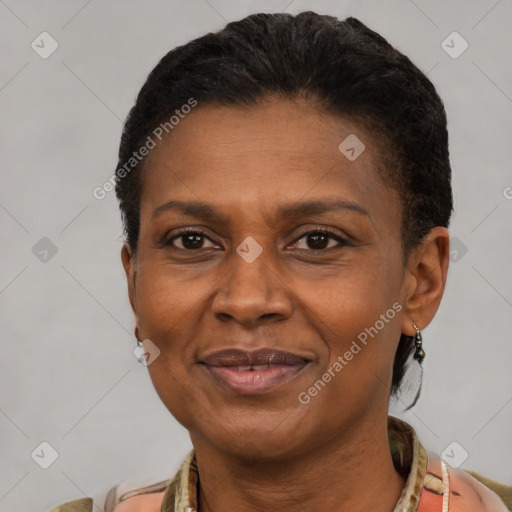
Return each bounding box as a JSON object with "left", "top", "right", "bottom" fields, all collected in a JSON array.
[{"left": 121, "top": 97, "right": 449, "bottom": 512}]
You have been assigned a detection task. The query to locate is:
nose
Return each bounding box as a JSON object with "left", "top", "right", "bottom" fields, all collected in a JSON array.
[{"left": 211, "top": 244, "right": 293, "bottom": 328}]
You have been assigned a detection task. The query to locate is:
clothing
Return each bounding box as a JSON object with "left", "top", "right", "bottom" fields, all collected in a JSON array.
[{"left": 49, "top": 416, "right": 511, "bottom": 512}]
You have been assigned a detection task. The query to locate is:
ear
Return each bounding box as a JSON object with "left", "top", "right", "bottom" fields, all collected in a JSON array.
[
  {"left": 401, "top": 227, "right": 450, "bottom": 336},
  {"left": 121, "top": 243, "right": 139, "bottom": 332}
]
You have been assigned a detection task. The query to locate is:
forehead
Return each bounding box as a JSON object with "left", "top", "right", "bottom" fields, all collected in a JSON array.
[
  {"left": 140, "top": 98, "right": 400, "bottom": 230},
  {"left": 147, "top": 98, "right": 373, "bottom": 169}
]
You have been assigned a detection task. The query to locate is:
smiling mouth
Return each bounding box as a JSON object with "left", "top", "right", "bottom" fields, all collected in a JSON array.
[{"left": 199, "top": 348, "right": 311, "bottom": 395}]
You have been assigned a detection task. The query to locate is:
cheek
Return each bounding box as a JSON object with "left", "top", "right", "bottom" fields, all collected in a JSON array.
[
  {"left": 135, "top": 260, "right": 204, "bottom": 339},
  {"left": 301, "top": 260, "right": 403, "bottom": 391},
  {"left": 136, "top": 281, "right": 200, "bottom": 428},
  {"left": 299, "top": 291, "right": 402, "bottom": 426},
  {"left": 134, "top": 265, "right": 196, "bottom": 388},
  {"left": 305, "top": 261, "right": 401, "bottom": 341},
  {"left": 146, "top": 359, "right": 199, "bottom": 431}
]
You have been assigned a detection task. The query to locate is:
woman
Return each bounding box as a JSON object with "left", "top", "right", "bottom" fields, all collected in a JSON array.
[{"left": 51, "top": 11, "right": 510, "bottom": 512}]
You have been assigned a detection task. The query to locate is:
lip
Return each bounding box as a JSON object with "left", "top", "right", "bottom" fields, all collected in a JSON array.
[{"left": 199, "top": 348, "right": 311, "bottom": 395}]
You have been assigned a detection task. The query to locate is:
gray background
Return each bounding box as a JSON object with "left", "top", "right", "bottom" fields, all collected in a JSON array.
[{"left": 1, "top": 0, "right": 511, "bottom": 510}]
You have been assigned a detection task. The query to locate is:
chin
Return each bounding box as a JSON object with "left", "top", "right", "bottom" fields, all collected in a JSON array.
[{"left": 221, "top": 431, "right": 305, "bottom": 461}]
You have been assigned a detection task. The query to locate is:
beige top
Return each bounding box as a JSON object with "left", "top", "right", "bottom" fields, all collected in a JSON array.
[{"left": 50, "top": 416, "right": 511, "bottom": 512}]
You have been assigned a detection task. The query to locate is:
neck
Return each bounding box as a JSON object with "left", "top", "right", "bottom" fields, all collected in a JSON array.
[{"left": 191, "top": 414, "right": 405, "bottom": 512}]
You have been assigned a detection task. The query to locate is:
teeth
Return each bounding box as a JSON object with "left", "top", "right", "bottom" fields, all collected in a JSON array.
[
  {"left": 234, "top": 364, "right": 272, "bottom": 371},
  {"left": 252, "top": 364, "right": 270, "bottom": 370}
]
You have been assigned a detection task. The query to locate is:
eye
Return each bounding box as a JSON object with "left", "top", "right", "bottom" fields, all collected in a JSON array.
[
  {"left": 166, "top": 229, "right": 220, "bottom": 250},
  {"left": 292, "top": 229, "right": 349, "bottom": 251}
]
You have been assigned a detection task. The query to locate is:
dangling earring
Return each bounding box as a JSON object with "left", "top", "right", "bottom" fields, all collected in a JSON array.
[
  {"left": 412, "top": 324, "right": 425, "bottom": 363},
  {"left": 135, "top": 328, "right": 143, "bottom": 347}
]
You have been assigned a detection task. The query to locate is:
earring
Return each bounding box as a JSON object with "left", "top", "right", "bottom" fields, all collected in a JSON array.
[
  {"left": 135, "top": 328, "right": 143, "bottom": 347},
  {"left": 412, "top": 324, "right": 425, "bottom": 363}
]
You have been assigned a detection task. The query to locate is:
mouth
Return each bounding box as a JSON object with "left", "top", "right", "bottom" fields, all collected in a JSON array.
[{"left": 198, "top": 348, "right": 311, "bottom": 395}]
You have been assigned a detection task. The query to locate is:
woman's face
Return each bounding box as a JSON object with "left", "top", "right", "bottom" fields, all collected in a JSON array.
[{"left": 124, "top": 98, "right": 419, "bottom": 459}]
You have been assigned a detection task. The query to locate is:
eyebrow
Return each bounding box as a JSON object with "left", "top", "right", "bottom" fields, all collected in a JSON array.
[
  {"left": 151, "top": 198, "right": 369, "bottom": 223},
  {"left": 277, "top": 199, "right": 369, "bottom": 220}
]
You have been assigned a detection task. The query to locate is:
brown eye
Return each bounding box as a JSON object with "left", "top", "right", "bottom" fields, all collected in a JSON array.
[
  {"left": 293, "top": 230, "right": 348, "bottom": 251},
  {"left": 167, "top": 231, "right": 218, "bottom": 250}
]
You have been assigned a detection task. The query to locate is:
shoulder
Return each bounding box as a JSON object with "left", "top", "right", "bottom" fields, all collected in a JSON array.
[
  {"left": 418, "top": 453, "right": 510, "bottom": 511},
  {"left": 49, "top": 478, "right": 171, "bottom": 512},
  {"left": 109, "top": 492, "right": 166, "bottom": 512},
  {"left": 49, "top": 494, "right": 165, "bottom": 512}
]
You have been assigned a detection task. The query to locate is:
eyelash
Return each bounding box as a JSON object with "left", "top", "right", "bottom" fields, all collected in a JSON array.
[{"left": 164, "top": 227, "right": 350, "bottom": 251}]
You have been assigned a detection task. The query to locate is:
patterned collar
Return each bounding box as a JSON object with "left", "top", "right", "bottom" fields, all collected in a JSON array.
[{"left": 160, "top": 416, "right": 428, "bottom": 512}]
